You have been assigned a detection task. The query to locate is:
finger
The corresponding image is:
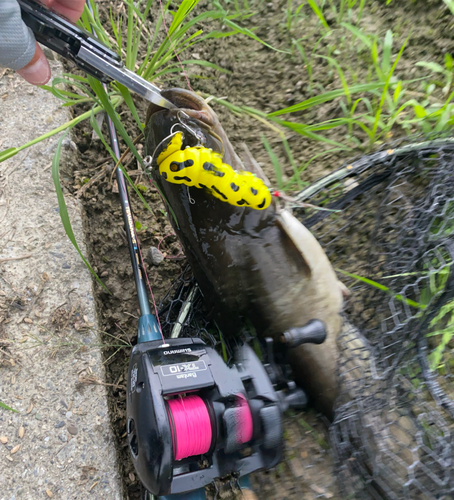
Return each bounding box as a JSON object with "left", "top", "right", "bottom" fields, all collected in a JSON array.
[
  {"left": 40, "top": 0, "right": 85, "bottom": 23},
  {"left": 17, "top": 43, "right": 51, "bottom": 85}
]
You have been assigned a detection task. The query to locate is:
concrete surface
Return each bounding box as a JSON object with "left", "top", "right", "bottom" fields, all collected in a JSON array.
[{"left": 0, "top": 62, "right": 122, "bottom": 498}]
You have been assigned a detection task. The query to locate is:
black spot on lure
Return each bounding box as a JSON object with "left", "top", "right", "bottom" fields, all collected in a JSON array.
[{"left": 157, "top": 132, "right": 271, "bottom": 210}]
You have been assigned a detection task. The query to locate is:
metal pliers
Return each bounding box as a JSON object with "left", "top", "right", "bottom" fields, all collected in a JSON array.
[{"left": 18, "top": 0, "right": 176, "bottom": 110}]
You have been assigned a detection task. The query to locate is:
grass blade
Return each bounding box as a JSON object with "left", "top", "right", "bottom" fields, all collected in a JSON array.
[
  {"left": 307, "top": 0, "right": 330, "bottom": 31},
  {"left": 382, "top": 30, "right": 393, "bottom": 75},
  {"left": 337, "top": 268, "right": 425, "bottom": 310},
  {"left": 52, "top": 131, "right": 109, "bottom": 293},
  {"left": 88, "top": 106, "right": 153, "bottom": 216},
  {"left": 281, "top": 136, "right": 302, "bottom": 189},
  {"left": 287, "top": 148, "right": 343, "bottom": 190},
  {"left": 176, "top": 60, "right": 231, "bottom": 73},
  {"left": 273, "top": 119, "right": 351, "bottom": 148},
  {"left": 88, "top": 77, "right": 142, "bottom": 165},
  {"left": 0, "top": 401, "right": 18, "bottom": 412},
  {"left": 317, "top": 54, "right": 351, "bottom": 105},
  {"left": 261, "top": 135, "right": 284, "bottom": 190},
  {"left": 0, "top": 100, "right": 119, "bottom": 164},
  {"left": 223, "top": 19, "right": 291, "bottom": 53},
  {"left": 79, "top": 1, "right": 111, "bottom": 48},
  {"left": 416, "top": 61, "right": 445, "bottom": 74},
  {"left": 371, "top": 36, "right": 408, "bottom": 141},
  {"left": 169, "top": 0, "right": 200, "bottom": 36},
  {"left": 0, "top": 148, "right": 19, "bottom": 162},
  {"left": 358, "top": 0, "right": 366, "bottom": 20},
  {"left": 341, "top": 22, "right": 372, "bottom": 49},
  {"left": 268, "top": 82, "right": 385, "bottom": 117},
  {"left": 88, "top": 77, "right": 179, "bottom": 225},
  {"left": 442, "top": 0, "right": 454, "bottom": 15},
  {"left": 393, "top": 80, "right": 402, "bottom": 104},
  {"left": 116, "top": 83, "right": 144, "bottom": 131},
  {"left": 126, "top": 0, "right": 135, "bottom": 69}
]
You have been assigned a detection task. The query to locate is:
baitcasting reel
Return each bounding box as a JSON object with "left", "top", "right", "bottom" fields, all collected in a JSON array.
[{"left": 126, "top": 320, "right": 327, "bottom": 497}]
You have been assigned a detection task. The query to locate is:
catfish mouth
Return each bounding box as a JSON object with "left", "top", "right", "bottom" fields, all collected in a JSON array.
[
  {"left": 162, "top": 89, "right": 214, "bottom": 128},
  {"left": 145, "top": 88, "right": 244, "bottom": 171},
  {"left": 146, "top": 88, "right": 215, "bottom": 129}
]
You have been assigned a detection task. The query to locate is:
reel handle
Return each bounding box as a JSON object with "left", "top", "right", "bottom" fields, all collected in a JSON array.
[
  {"left": 281, "top": 320, "right": 327, "bottom": 347},
  {"left": 281, "top": 386, "right": 308, "bottom": 411}
]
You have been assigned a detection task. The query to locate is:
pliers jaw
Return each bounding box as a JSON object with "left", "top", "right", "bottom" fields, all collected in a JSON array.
[{"left": 18, "top": 0, "right": 177, "bottom": 110}]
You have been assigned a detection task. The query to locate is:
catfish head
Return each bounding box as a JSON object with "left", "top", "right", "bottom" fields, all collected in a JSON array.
[{"left": 145, "top": 89, "right": 247, "bottom": 174}]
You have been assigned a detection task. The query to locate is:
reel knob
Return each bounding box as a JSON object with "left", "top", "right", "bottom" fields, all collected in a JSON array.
[
  {"left": 281, "top": 387, "right": 308, "bottom": 411},
  {"left": 281, "top": 320, "right": 327, "bottom": 347}
]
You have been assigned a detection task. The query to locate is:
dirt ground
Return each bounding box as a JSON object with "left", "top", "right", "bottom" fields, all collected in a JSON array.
[{"left": 62, "top": 0, "right": 454, "bottom": 498}]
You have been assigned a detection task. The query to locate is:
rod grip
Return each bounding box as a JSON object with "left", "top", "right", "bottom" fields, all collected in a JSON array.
[{"left": 281, "top": 320, "right": 327, "bottom": 347}]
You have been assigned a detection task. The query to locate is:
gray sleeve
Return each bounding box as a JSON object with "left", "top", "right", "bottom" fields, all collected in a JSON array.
[{"left": 0, "top": 0, "right": 36, "bottom": 70}]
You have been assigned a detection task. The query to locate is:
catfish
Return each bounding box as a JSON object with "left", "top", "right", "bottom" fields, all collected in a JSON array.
[{"left": 144, "top": 89, "right": 344, "bottom": 418}]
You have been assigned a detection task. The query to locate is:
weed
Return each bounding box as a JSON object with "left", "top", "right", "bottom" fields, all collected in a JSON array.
[
  {"left": 284, "top": 0, "right": 306, "bottom": 32},
  {"left": 442, "top": 0, "right": 454, "bottom": 15},
  {"left": 417, "top": 54, "right": 454, "bottom": 99},
  {"left": 292, "top": 30, "right": 334, "bottom": 92},
  {"left": 297, "top": 416, "right": 329, "bottom": 449},
  {"left": 0, "top": 401, "right": 18, "bottom": 412},
  {"left": 427, "top": 295, "right": 454, "bottom": 370},
  {"left": 135, "top": 220, "right": 148, "bottom": 232},
  {"left": 307, "top": 0, "right": 330, "bottom": 31},
  {"left": 326, "top": 0, "right": 367, "bottom": 24},
  {"left": 336, "top": 269, "right": 426, "bottom": 310}
]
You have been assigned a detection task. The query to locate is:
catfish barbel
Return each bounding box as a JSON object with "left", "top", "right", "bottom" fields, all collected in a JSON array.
[{"left": 144, "top": 89, "right": 345, "bottom": 417}]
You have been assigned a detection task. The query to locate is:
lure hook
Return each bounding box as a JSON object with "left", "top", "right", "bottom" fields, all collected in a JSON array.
[
  {"left": 147, "top": 110, "right": 205, "bottom": 171},
  {"left": 149, "top": 130, "right": 181, "bottom": 168},
  {"left": 176, "top": 110, "right": 205, "bottom": 146},
  {"left": 143, "top": 155, "right": 153, "bottom": 172}
]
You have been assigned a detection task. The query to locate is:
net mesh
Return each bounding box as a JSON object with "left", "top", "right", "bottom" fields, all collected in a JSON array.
[
  {"left": 297, "top": 134, "right": 454, "bottom": 500},
  {"left": 156, "top": 134, "right": 454, "bottom": 499},
  {"left": 157, "top": 265, "right": 239, "bottom": 363}
]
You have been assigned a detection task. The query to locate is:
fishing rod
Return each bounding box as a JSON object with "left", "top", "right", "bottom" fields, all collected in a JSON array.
[
  {"left": 79, "top": 3, "right": 210, "bottom": 500},
  {"left": 19, "top": 1, "right": 330, "bottom": 497}
]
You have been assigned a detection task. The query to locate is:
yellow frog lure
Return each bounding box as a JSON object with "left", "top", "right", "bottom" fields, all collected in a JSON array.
[{"left": 156, "top": 132, "right": 271, "bottom": 210}]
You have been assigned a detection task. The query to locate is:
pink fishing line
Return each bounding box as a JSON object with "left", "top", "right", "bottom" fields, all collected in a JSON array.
[
  {"left": 167, "top": 395, "right": 212, "bottom": 460},
  {"left": 236, "top": 394, "right": 253, "bottom": 444},
  {"left": 158, "top": 234, "right": 184, "bottom": 259}
]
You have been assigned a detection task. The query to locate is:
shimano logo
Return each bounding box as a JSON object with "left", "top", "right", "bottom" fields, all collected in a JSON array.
[{"left": 163, "top": 348, "right": 191, "bottom": 355}]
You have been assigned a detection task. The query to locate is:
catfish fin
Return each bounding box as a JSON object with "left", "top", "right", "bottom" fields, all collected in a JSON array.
[
  {"left": 240, "top": 143, "right": 271, "bottom": 186},
  {"left": 276, "top": 209, "right": 313, "bottom": 277}
]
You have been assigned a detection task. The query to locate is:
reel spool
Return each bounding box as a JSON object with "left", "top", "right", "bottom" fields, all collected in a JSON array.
[{"left": 127, "top": 321, "right": 327, "bottom": 497}]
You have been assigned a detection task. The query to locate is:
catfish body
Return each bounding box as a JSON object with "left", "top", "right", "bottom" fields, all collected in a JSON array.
[{"left": 144, "top": 89, "right": 343, "bottom": 417}]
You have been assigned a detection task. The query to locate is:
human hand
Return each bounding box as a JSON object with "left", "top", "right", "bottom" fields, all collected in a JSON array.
[{"left": 0, "top": 0, "right": 85, "bottom": 85}]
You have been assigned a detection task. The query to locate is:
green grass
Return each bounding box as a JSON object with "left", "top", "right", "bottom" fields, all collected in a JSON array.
[
  {"left": 427, "top": 296, "right": 454, "bottom": 370},
  {"left": 442, "top": 0, "right": 454, "bottom": 15},
  {"left": 336, "top": 268, "right": 426, "bottom": 311},
  {"left": 0, "top": 401, "right": 18, "bottom": 412}
]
